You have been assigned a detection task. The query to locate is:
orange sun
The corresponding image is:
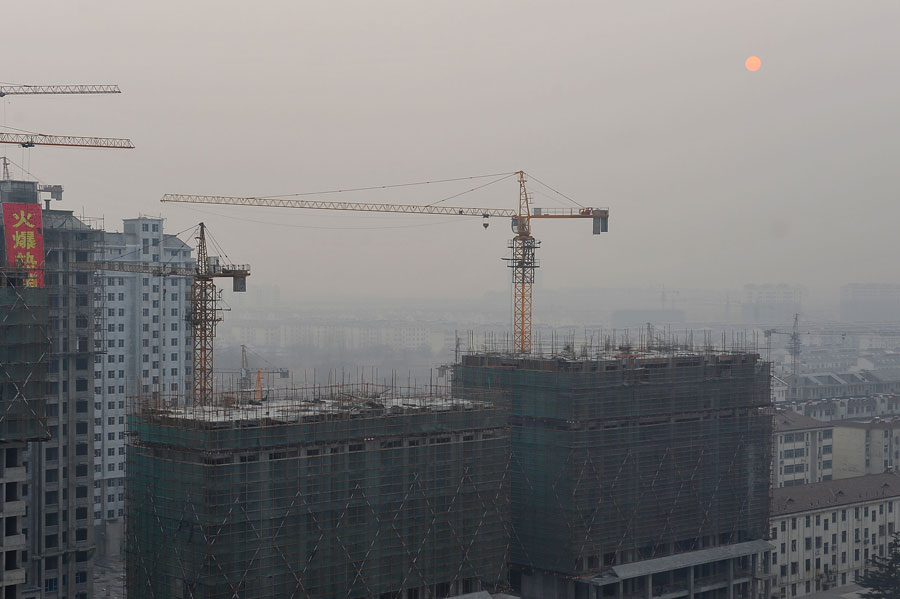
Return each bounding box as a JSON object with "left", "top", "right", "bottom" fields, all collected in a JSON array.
[{"left": 745, "top": 56, "right": 762, "bottom": 72}]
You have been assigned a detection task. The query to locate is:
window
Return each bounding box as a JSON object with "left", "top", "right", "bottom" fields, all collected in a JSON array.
[
  {"left": 45, "top": 578, "right": 58, "bottom": 593},
  {"left": 75, "top": 571, "right": 87, "bottom": 584}
]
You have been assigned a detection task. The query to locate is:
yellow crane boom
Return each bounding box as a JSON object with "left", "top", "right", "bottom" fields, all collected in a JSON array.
[{"left": 162, "top": 171, "right": 609, "bottom": 354}]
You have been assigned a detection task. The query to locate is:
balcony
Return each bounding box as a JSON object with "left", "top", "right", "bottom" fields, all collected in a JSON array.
[
  {"left": 1, "top": 534, "right": 25, "bottom": 550},
  {"left": 0, "top": 500, "right": 25, "bottom": 517},
  {"left": 0, "top": 568, "right": 25, "bottom": 586},
  {"left": 1, "top": 467, "right": 25, "bottom": 482}
]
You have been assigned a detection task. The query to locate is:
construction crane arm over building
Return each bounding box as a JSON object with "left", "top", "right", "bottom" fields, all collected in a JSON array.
[
  {"left": 163, "top": 171, "right": 609, "bottom": 354},
  {"left": 0, "top": 84, "right": 121, "bottom": 97},
  {"left": 74, "top": 223, "right": 249, "bottom": 406},
  {"left": 0, "top": 132, "right": 134, "bottom": 149},
  {"left": 161, "top": 192, "right": 606, "bottom": 220}
]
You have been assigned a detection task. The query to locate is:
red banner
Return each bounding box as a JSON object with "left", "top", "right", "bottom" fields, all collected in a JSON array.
[{"left": 3, "top": 202, "right": 44, "bottom": 287}]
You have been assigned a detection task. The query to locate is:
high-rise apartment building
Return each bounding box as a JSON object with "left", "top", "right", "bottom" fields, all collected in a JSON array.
[
  {"left": 93, "top": 217, "right": 193, "bottom": 556},
  {"left": 0, "top": 181, "right": 51, "bottom": 599},
  {"left": 24, "top": 202, "right": 104, "bottom": 599}
]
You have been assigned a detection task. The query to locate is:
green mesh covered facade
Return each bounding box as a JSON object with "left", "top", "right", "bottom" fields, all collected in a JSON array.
[
  {"left": 453, "top": 352, "right": 772, "bottom": 578},
  {"left": 0, "top": 270, "right": 48, "bottom": 442},
  {"left": 126, "top": 398, "right": 509, "bottom": 599}
]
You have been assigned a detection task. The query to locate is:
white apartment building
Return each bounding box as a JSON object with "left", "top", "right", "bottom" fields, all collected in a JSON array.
[
  {"left": 94, "top": 217, "right": 193, "bottom": 556},
  {"left": 770, "top": 472, "right": 900, "bottom": 598},
  {"left": 773, "top": 411, "right": 834, "bottom": 487}
]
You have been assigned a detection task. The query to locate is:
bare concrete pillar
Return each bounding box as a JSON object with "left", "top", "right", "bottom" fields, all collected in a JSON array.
[
  {"left": 646, "top": 574, "right": 653, "bottom": 599},
  {"left": 688, "top": 567, "right": 695, "bottom": 599},
  {"left": 727, "top": 559, "right": 734, "bottom": 599}
]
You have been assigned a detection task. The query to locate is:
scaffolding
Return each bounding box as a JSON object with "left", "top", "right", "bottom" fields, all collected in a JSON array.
[
  {"left": 125, "top": 331, "right": 773, "bottom": 599},
  {"left": 0, "top": 268, "right": 49, "bottom": 441},
  {"left": 126, "top": 384, "right": 510, "bottom": 599},
  {"left": 453, "top": 347, "right": 773, "bottom": 580}
]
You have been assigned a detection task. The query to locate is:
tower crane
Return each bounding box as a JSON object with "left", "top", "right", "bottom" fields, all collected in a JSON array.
[
  {"left": 73, "top": 223, "right": 249, "bottom": 406},
  {"left": 0, "top": 82, "right": 132, "bottom": 150},
  {"left": 162, "top": 171, "right": 609, "bottom": 354}
]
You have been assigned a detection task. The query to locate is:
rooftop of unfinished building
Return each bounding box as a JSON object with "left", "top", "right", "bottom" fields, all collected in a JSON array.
[
  {"left": 460, "top": 347, "right": 761, "bottom": 371},
  {"left": 134, "top": 387, "right": 496, "bottom": 425}
]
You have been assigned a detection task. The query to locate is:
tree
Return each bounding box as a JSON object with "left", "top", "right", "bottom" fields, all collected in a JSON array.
[{"left": 858, "top": 532, "right": 900, "bottom": 599}]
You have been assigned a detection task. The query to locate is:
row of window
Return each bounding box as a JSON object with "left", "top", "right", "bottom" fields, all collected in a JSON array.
[{"left": 774, "top": 503, "right": 896, "bottom": 537}]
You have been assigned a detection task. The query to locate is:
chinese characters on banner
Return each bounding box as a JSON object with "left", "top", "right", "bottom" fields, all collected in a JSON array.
[{"left": 2, "top": 202, "right": 44, "bottom": 287}]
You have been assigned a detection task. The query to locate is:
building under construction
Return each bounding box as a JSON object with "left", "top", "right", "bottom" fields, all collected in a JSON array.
[
  {"left": 454, "top": 347, "right": 774, "bottom": 599},
  {"left": 0, "top": 267, "right": 48, "bottom": 599},
  {"left": 125, "top": 340, "right": 774, "bottom": 599},
  {"left": 125, "top": 385, "right": 509, "bottom": 599}
]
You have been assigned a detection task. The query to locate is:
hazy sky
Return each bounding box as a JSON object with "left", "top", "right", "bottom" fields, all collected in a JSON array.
[{"left": 3, "top": 1, "right": 899, "bottom": 305}]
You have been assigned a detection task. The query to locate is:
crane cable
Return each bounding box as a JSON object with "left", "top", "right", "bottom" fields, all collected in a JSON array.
[{"left": 260, "top": 171, "right": 518, "bottom": 200}]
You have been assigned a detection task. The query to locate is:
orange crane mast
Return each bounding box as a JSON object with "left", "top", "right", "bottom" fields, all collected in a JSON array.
[{"left": 162, "top": 171, "right": 608, "bottom": 354}]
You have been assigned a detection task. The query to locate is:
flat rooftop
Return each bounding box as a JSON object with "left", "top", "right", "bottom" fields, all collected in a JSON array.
[{"left": 138, "top": 393, "right": 496, "bottom": 425}]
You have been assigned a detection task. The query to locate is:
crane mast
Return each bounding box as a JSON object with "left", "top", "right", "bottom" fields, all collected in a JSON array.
[
  {"left": 191, "top": 223, "right": 220, "bottom": 406},
  {"left": 507, "top": 171, "right": 538, "bottom": 353}
]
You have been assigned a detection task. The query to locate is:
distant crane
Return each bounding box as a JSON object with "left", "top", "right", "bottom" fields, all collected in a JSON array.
[
  {"left": 0, "top": 133, "right": 134, "bottom": 149},
  {"left": 765, "top": 314, "right": 803, "bottom": 399},
  {"left": 0, "top": 84, "right": 121, "bottom": 97},
  {"left": 74, "top": 223, "right": 249, "bottom": 406},
  {"left": 162, "top": 171, "right": 609, "bottom": 354},
  {"left": 0, "top": 82, "right": 132, "bottom": 151}
]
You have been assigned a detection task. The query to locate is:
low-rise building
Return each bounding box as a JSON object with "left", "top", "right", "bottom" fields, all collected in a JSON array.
[
  {"left": 793, "top": 395, "right": 900, "bottom": 422},
  {"left": 773, "top": 411, "right": 834, "bottom": 487},
  {"left": 770, "top": 473, "right": 900, "bottom": 598},
  {"left": 793, "top": 371, "right": 900, "bottom": 401}
]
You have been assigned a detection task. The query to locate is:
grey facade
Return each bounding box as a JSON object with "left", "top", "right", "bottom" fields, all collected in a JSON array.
[{"left": 23, "top": 207, "right": 102, "bottom": 599}]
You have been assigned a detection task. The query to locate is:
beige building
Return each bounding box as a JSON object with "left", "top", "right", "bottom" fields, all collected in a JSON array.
[
  {"left": 773, "top": 411, "right": 834, "bottom": 487},
  {"left": 770, "top": 472, "right": 900, "bottom": 598},
  {"left": 831, "top": 418, "right": 900, "bottom": 479}
]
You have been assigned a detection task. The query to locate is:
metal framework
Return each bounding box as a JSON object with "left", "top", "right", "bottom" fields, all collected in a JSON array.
[
  {"left": 505, "top": 172, "right": 537, "bottom": 354},
  {"left": 191, "top": 224, "right": 218, "bottom": 406},
  {"left": 0, "top": 84, "right": 121, "bottom": 97},
  {"left": 0, "top": 132, "right": 135, "bottom": 149}
]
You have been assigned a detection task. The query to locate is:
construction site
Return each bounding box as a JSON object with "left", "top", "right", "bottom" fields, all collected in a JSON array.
[
  {"left": 454, "top": 343, "right": 773, "bottom": 599},
  {"left": 125, "top": 383, "right": 509, "bottom": 599},
  {"left": 120, "top": 332, "right": 774, "bottom": 599}
]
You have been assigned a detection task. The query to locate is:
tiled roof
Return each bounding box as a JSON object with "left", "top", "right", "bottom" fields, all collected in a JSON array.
[{"left": 772, "top": 473, "right": 900, "bottom": 516}]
